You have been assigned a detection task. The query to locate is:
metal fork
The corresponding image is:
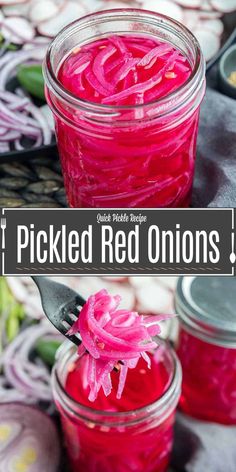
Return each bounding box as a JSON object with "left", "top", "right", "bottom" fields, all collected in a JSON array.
[
  {"left": 32, "top": 276, "right": 86, "bottom": 346},
  {"left": 1, "top": 217, "right": 6, "bottom": 250}
]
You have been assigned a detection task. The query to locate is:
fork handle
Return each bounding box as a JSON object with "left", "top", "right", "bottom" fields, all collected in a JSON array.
[
  {"left": 2, "top": 228, "right": 5, "bottom": 250},
  {"left": 32, "top": 276, "right": 85, "bottom": 313}
]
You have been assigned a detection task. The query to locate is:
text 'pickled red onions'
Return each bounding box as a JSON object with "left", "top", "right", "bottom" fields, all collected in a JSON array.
[{"left": 68, "top": 289, "right": 174, "bottom": 401}]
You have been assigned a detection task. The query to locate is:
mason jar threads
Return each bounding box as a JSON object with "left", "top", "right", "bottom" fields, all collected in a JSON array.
[{"left": 175, "top": 276, "right": 236, "bottom": 425}]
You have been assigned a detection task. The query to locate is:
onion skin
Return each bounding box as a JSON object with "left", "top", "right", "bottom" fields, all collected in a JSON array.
[
  {"left": 0, "top": 47, "right": 52, "bottom": 153},
  {"left": 1, "top": 324, "right": 62, "bottom": 403},
  {"left": 0, "top": 402, "right": 60, "bottom": 472}
]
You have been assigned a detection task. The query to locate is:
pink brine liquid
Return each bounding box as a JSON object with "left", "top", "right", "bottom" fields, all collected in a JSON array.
[
  {"left": 60, "top": 352, "right": 176, "bottom": 472},
  {"left": 177, "top": 328, "right": 236, "bottom": 425},
  {"left": 50, "top": 34, "right": 200, "bottom": 208}
]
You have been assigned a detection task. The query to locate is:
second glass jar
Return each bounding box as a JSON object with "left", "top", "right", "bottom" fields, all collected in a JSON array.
[{"left": 175, "top": 276, "right": 236, "bottom": 425}]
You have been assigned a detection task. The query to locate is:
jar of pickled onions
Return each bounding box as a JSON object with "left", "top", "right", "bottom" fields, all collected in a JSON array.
[
  {"left": 44, "top": 9, "right": 205, "bottom": 208},
  {"left": 52, "top": 339, "right": 182, "bottom": 472},
  {"left": 175, "top": 276, "right": 236, "bottom": 425}
]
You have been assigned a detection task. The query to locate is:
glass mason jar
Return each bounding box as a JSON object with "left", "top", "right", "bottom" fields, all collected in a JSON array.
[
  {"left": 43, "top": 9, "right": 205, "bottom": 208},
  {"left": 52, "top": 339, "right": 182, "bottom": 472},
  {"left": 175, "top": 276, "right": 236, "bottom": 425}
]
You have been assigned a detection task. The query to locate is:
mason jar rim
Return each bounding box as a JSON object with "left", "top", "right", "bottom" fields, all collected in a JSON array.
[
  {"left": 175, "top": 276, "right": 236, "bottom": 348},
  {"left": 52, "top": 338, "right": 182, "bottom": 427},
  {"left": 44, "top": 8, "right": 205, "bottom": 118}
]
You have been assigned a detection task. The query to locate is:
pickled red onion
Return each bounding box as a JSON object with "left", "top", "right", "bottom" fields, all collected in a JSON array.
[
  {"left": 102, "top": 51, "right": 179, "bottom": 104},
  {"left": 58, "top": 36, "right": 190, "bottom": 108},
  {"left": 109, "top": 35, "right": 129, "bottom": 56},
  {"left": 137, "top": 43, "right": 172, "bottom": 67},
  {"left": 92, "top": 44, "right": 116, "bottom": 92},
  {"left": 112, "top": 58, "right": 139, "bottom": 85},
  {"left": 67, "top": 289, "right": 174, "bottom": 401}
]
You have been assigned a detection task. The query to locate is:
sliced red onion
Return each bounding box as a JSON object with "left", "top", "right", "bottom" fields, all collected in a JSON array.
[
  {"left": 85, "top": 69, "right": 111, "bottom": 97},
  {"left": 0, "top": 122, "right": 40, "bottom": 138},
  {"left": 0, "top": 89, "right": 27, "bottom": 104},
  {"left": 0, "top": 78, "right": 51, "bottom": 149},
  {"left": 26, "top": 103, "right": 52, "bottom": 145},
  {"left": 117, "top": 362, "right": 128, "bottom": 399},
  {"left": 14, "top": 138, "right": 24, "bottom": 150},
  {"left": 138, "top": 43, "right": 173, "bottom": 68},
  {"left": 0, "top": 51, "right": 15, "bottom": 73},
  {"left": 40, "top": 105, "right": 55, "bottom": 132},
  {"left": 0, "top": 48, "right": 46, "bottom": 89},
  {"left": 32, "top": 133, "right": 43, "bottom": 147},
  {"left": 102, "top": 51, "right": 179, "bottom": 103},
  {"left": 0, "top": 100, "right": 29, "bottom": 125},
  {"left": 109, "top": 35, "right": 129, "bottom": 56},
  {"left": 23, "top": 35, "right": 50, "bottom": 48},
  {"left": 0, "top": 142, "right": 10, "bottom": 152},
  {"left": 112, "top": 58, "right": 139, "bottom": 85},
  {"left": 105, "top": 57, "right": 124, "bottom": 74},
  {"left": 72, "top": 59, "right": 90, "bottom": 75},
  {"left": 8, "top": 97, "right": 30, "bottom": 111},
  {"left": 68, "top": 288, "right": 171, "bottom": 401},
  {"left": 0, "top": 375, "right": 31, "bottom": 403},
  {"left": 0, "top": 403, "right": 60, "bottom": 472},
  {"left": 1, "top": 323, "right": 62, "bottom": 402},
  {"left": 0, "top": 130, "right": 21, "bottom": 141},
  {"left": 92, "top": 44, "right": 116, "bottom": 92},
  {"left": 0, "top": 126, "right": 7, "bottom": 136}
]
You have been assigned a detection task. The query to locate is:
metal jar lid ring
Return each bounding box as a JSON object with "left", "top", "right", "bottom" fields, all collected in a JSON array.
[{"left": 175, "top": 276, "right": 236, "bottom": 348}]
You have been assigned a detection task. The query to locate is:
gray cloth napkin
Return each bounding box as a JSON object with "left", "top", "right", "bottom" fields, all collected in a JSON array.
[
  {"left": 192, "top": 84, "right": 236, "bottom": 208},
  {"left": 171, "top": 412, "right": 236, "bottom": 472},
  {"left": 172, "top": 67, "right": 236, "bottom": 469}
]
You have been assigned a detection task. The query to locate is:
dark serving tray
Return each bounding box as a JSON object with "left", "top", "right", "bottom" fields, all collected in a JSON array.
[{"left": 1, "top": 12, "right": 235, "bottom": 164}]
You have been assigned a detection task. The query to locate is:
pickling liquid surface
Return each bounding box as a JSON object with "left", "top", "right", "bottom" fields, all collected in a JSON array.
[
  {"left": 59, "top": 352, "right": 176, "bottom": 472},
  {"left": 49, "top": 34, "right": 200, "bottom": 208}
]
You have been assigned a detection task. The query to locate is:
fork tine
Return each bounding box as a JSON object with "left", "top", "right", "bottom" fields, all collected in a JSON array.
[
  {"left": 31, "top": 276, "right": 85, "bottom": 347},
  {"left": 64, "top": 312, "right": 77, "bottom": 326},
  {"left": 69, "top": 313, "right": 78, "bottom": 323},
  {"left": 66, "top": 333, "right": 81, "bottom": 346},
  {"left": 60, "top": 317, "right": 82, "bottom": 344},
  {"left": 61, "top": 319, "right": 71, "bottom": 331},
  {"left": 60, "top": 320, "right": 81, "bottom": 344}
]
